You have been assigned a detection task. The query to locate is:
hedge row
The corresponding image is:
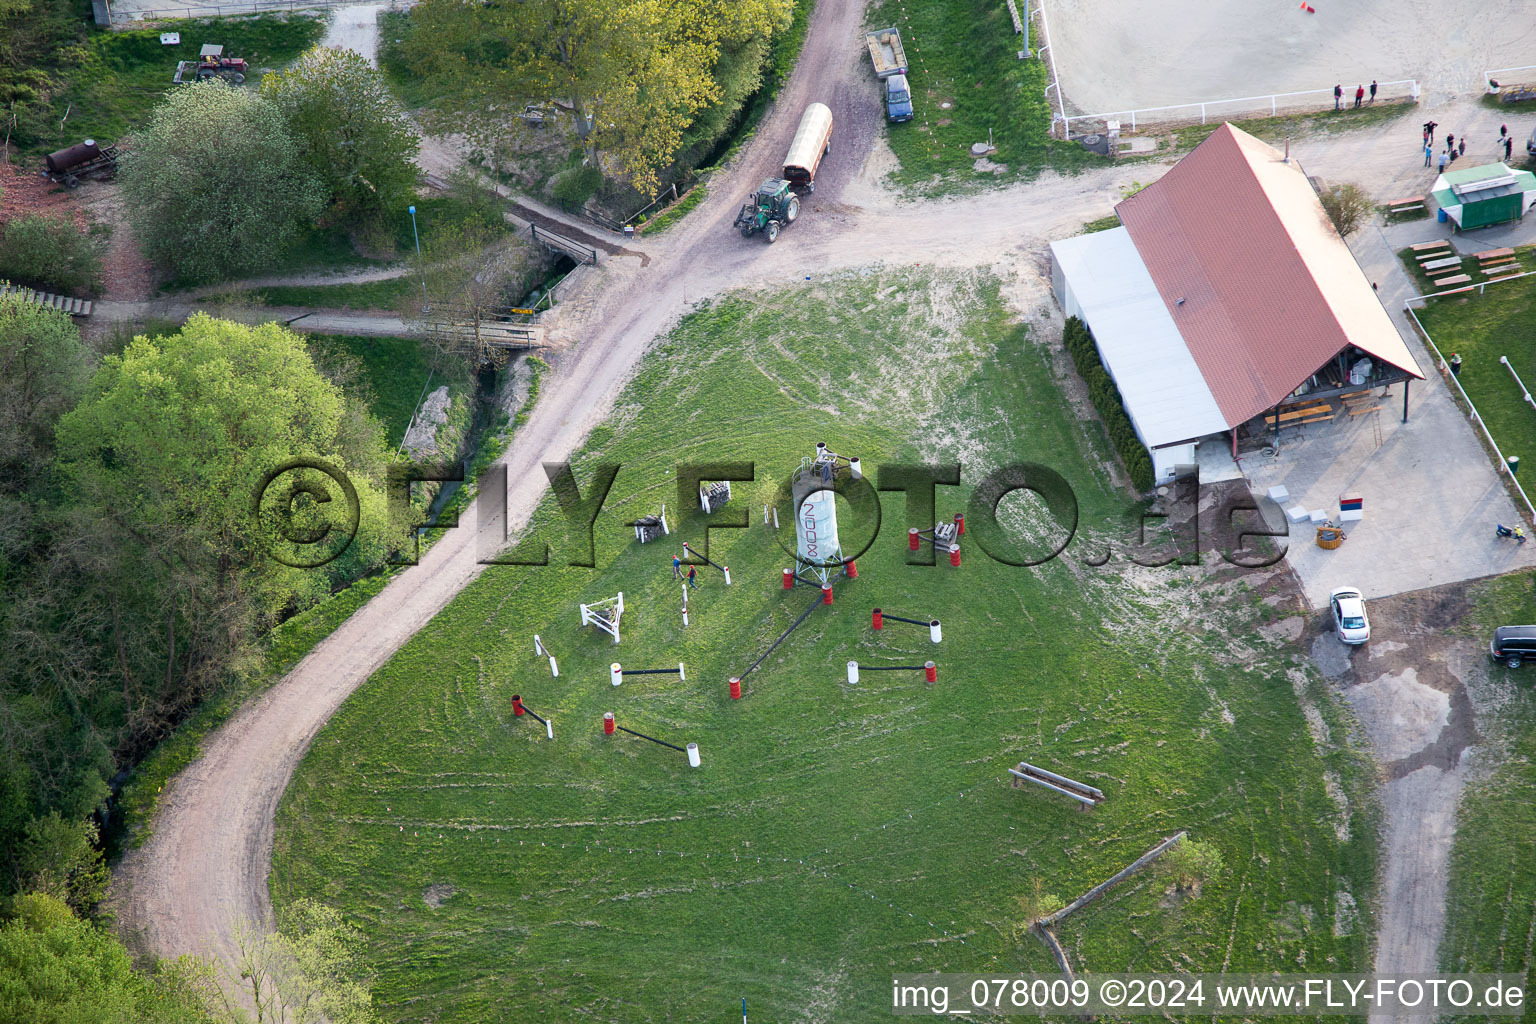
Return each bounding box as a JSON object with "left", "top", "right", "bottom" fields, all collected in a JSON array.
[{"left": 1062, "top": 316, "right": 1156, "bottom": 491}]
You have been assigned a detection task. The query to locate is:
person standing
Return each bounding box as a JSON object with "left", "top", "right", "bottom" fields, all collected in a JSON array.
[
  {"left": 1458, "top": 138, "right": 1467, "bottom": 157},
  {"left": 1446, "top": 132, "right": 1455, "bottom": 152},
  {"left": 1334, "top": 84, "right": 1343, "bottom": 110},
  {"left": 672, "top": 553, "right": 682, "bottom": 579},
  {"left": 1354, "top": 85, "right": 1365, "bottom": 109},
  {"left": 1369, "top": 79, "right": 1378, "bottom": 103},
  {"left": 1438, "top": 150, "right": 1449, "bottom": 173},
  {"left": 1424, "top": 120, "right": 1438, "bottom": 144},
  {"left": 686, "top": 565, "right": 698, "bottom": 589},
  {"left": 1424, "top": 141, "right": 1433, "bottom": 167},
  {"left": 1505, "top": 135, "right": 1515, "bottom": 161}
]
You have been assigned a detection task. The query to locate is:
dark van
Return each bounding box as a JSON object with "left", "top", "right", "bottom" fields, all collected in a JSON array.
[{"left": 1490, "top": 625, "right": 1536, "bottom": 667}]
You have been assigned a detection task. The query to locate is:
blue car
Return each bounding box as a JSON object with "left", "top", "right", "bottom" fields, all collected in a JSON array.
[{"left": 885, "top": 74, "right": 914, "bottom": 123}]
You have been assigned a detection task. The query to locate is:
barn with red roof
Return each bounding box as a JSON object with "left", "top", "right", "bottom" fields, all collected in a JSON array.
[{"left": 1049, "top": 123, "right": 1424, "bottom": 483}]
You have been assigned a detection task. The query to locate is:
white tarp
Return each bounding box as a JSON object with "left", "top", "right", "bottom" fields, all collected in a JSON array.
[{"left": 1049, "top": 227, "right": 1229, "bottom": 449}]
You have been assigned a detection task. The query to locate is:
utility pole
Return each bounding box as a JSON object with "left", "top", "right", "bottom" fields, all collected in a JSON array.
[{"left": 408, "top": 205, "right": 428, "bottom": 312}]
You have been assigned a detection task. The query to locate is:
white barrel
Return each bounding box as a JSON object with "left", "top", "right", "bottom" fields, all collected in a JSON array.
[
  {"left": 678, "top": 662, "right": 687, "bottom": 681},
  {"left": 849, "top": 456, "right": 862, "bottom": 480},
  {"left": 549, "top": 656, "right": 560, "bottom": 677},
  {"left": 723, "top": 566, "right": 732, "bottom": 586},
  {"left": 686, "top": 742, "right": 701, "bottom": 768},
  {"left": 546, "top": 720, "right": 554, "bottom": 740},
  {"left": 534, "top": 634, "right": 544, "bottom": 655},
  {"left": 846, "top": 660, "right": 860, "bottom": 684},
  {"left": 930, "top": 619, "right": 942, "bottom": 643},
  {"left": 611, "top": 662, "right": 622, "bottom": 686},
  {"left": 682, "top": 608, "right": 689, "bottom": 626}
]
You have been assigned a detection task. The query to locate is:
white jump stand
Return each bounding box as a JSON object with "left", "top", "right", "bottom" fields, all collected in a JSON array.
[
  {"left": 1266, "top": 485, "right": 1290, "bottom": 504},
  {"left": 1308, "top": 509, "right": 1329, "bottom": 524},
  {"left": 1339, "top": 509, "right": 1364, "bottom": 522},
  {"left": 1286, "top": 505, "right": 1310, "bottom": 522}
]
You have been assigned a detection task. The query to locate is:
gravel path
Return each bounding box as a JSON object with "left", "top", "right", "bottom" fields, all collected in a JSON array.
[{"left": 109, "top": 0, "right": 1522, "bottom": 995}]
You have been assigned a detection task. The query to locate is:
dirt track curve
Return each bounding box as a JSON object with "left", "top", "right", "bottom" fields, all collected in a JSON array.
[{"left": 111, "top": 0, "right": 1512, "bottom": 999}]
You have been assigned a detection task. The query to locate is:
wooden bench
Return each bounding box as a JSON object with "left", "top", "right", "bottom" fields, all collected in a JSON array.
[
  {"left": 1475, "top": 247, "right": 1515, "bottom": 261},
  {"left": 1422, "top": 256, "right": 1462, "bottom": 270},
  {"left": 1265, "top": 407, "right": 1334, "bottom": 427},
  {"left": 1482, "top": 265, "right": 1521, "bottom": 275},
  {"left": 1347, "top": 403, "right": 1381, "bottom": 416},
  {"left": 1482, "top": 257, "right": 1517, "bottom": 267},
  {"left": 1427, "top": 264, "right": 1465, "bottom": 276},
  {"left": 1411, "top": 241, "right": 1452, "bottom": 252},
  {"left": 1438, "top": 273, "right": 1472, "bottom": 286},
  {"left": 1488, "top": 272, "right": 1525, "bottom": 283},
  {"left": 1388, "top": 196, "right": 1426, "bottom": 212}
]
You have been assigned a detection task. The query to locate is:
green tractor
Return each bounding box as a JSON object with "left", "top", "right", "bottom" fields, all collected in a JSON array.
[{"left": 733, "top": 178, "right": 801, "bottom": 242}]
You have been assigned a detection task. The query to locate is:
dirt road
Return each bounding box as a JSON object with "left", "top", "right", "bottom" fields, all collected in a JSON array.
[{"left": 112, "top": 0, "right": 1525, "bottom": 999}]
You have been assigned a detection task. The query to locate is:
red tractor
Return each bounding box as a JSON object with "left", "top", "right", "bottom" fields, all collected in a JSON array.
[{"left": 173, "top": 44, "right": 248, "bottom": 84}]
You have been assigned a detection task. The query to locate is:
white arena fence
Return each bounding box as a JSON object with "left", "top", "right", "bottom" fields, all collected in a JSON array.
[
  {"left": 1404, "top": 271, "right": 1536, "bottom": 522},
  {"left": 1057, "top": 80, "right": 1420, "bottom": 140}
]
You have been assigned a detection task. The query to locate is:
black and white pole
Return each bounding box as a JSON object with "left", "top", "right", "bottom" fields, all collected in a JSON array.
[
  {"left": 870, "top": 609, "right": 942, "bottom": 643},
  {"left": 682, "top": 584, "right": 690, "bottom": 627},
  {"left": 611, "top": 662, "right": 687, "bottom": 686},
  {"left": 533, "top": 634, "right": 559, "bottom": 676},
  {"left": 846, "top": 661, "right": 937, "bottom": 684},
  {"left": 604, "top": 714, "right": 700, "bottom": 767},
  {"left": 510, "top": 695, "right": 554, "bottom": 739},
  {"left": 681, "top": 541, "right": 732, "bottom": 585}
]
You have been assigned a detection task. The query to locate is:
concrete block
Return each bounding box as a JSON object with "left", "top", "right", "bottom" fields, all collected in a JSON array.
[
  {"left": 1286, "top": 505, "right": 1310, "bottom": 522},
  {"left": 1267, "top": 485, "right": 1290, "bottom": 504}
]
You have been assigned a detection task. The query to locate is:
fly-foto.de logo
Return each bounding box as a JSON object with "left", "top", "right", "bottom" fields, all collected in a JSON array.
[{"left": 249, "top": 456, "right": 1289, "bottom": 571}]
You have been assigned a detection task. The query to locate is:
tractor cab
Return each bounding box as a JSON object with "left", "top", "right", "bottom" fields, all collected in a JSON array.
[{"left": 733, "top": 178, "right": 801, "bottom": 243}]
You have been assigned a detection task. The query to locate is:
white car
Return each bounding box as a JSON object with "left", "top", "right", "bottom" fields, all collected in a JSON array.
[{"left": 1330, "top": 586, "right": 1371, "bottom": 645}]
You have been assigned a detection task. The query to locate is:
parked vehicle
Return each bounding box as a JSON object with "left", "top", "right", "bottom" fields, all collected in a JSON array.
[
  {"left": 1329, "top": 586, "right": 1370, "bottom": 645},
  {"left": 173, "top": 44, "right": 248, "bottom": 84},
  {"left": 884, "top": 73, "right": 914, "bottom": 123},
  {"left": 1490, "top": 625, "right": 1536, "bottom": 667},
  {"left": 1527, "top": 127, "right": 1536, "bottom": 157},
  {"left": 733, "top": 178, "right": 800, "bottom": 243},
  {"left": 42, "top": 139, "right": 119, "bottom": 188},
  {"left": 865, "top": 27, "right": 909, "bottom": 79},
  {"left": 782, "top": 102, "right": 833, "bottom": 193}
]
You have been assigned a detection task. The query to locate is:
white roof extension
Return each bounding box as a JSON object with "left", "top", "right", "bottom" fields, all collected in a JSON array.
[{"left": 1049, "top": 227, "right": 1228, "bottom": 449}]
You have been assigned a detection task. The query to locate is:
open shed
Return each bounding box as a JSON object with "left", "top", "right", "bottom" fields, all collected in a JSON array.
[{"left": 1432, "top": 163, "right": 1536, "bottom": 230}]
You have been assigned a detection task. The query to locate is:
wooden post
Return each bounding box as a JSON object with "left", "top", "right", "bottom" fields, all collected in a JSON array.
[{"left": 1403, "top": 378, "right": 1411, "bottom": 422}]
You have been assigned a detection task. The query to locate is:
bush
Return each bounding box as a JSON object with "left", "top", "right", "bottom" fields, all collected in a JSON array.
[
  {"left": 119, "top": 80, "right": 325, "bottom": 284},
  {"left": 1062, "top": 316, "right": 1155, "bottom": 491},
  {"left": 1320, "top": 182, "right": 1372, "bottom": 237},
  {"left": 0, "top": 214, "right": 104, "bottom": 296},
  {"left": 553, "top": 164, "right": 604, "bottom": 211}
]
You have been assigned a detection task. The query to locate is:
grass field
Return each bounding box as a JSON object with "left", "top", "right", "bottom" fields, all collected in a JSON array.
[
  {"left": 866, "top": 0, "right": 1101, "bottom": 193},
  {"left": 1440, "top": 574, "right": 1536, "bottom": 1009},
  {"left": 1412, "top": 273, "right": 1536, "bottom": 467},
  {"left": 22, "top": 14, "right": 324, "bottom": 156},
  {"left": 270, "top": 269, "right": 1377, "bottom": 1021}
]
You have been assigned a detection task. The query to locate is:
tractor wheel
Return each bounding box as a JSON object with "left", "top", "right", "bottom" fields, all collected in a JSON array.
[
  {"left": 739, "top": 224, "right": 753, "bottom": 238},
  {"left": 784, "top": 196, "right": 800, "bottom": 223},
  {"left": 766, "top": 220, "right": 781, "bottom": 243},
  {"left": 230, "top": 73, "right": 246, "bottom": 84}
]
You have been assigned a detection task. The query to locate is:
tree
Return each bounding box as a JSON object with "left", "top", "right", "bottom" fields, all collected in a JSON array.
[
  {"left": 259, "top": 46, "right": 420, "bottom": 233},
  {"left": 119, "top": 81, "right": 325, "bottom": 283},
  {"left": 0, "top": 893, "right": 212, "bottom": 1023},
  {"left": 405, "top": 0, "right": 792, "bottom": 191},
  {"left": 1319, "top": 182, "right": 1373, "bottom": 237},
  {"left": 0, "top": 213, "right": 104, "bottom": 296},
  {"left": 11, "top": 812, "right": 110, "bottom": 915},
  {"left": 1162, "top": 839, "right": 1225, "bottom": 892},
  {"left": 51, "top": 316, "right": 401, "bottom": 744},
  {"left": 210, "top": 903, "right": 377, "bottom": 1024}
]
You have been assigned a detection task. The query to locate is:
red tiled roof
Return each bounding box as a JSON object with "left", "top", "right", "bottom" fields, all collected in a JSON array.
[{"left": 1115, "top": 124, "right": 1422, "bottom": 427}]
